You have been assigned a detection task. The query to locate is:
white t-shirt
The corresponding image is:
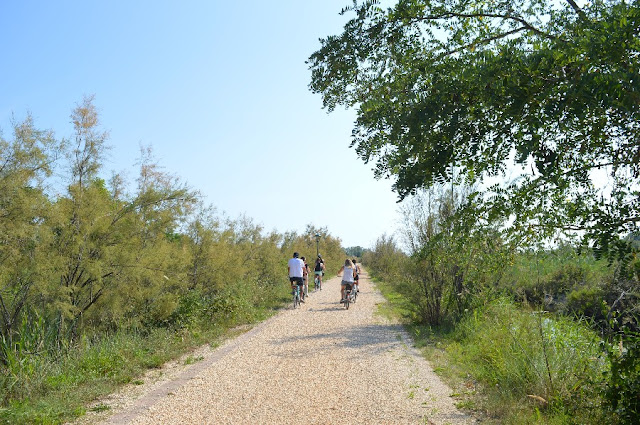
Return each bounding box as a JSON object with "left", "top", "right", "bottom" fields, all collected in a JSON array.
[
  {"left": 342, "top": 266, "right": 355, "bottom": 283},
  {"left": 288, "top": 257, "right": 305, "bottom": 278}
]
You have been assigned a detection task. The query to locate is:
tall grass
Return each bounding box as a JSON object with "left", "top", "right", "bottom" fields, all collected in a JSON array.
[
  {"left": 447, "top": 298, "right": 606, "bottom": 423},
  {"left": 1, "top": 327, "right": 207, "bottom": 424}
]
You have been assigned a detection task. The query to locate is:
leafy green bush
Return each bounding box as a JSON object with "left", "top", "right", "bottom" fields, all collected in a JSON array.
[
  {"left": 364, "top": 234, "right": 408, "bottom": 284},
  {"left": 602, "top": 329, "right": 640, "bottom": 424},
  {"left": 167, "top": 290, "right": 206, "bottom": 329},
  {"left": 564, "top": 286, "right": 607, "bottom": 322}
]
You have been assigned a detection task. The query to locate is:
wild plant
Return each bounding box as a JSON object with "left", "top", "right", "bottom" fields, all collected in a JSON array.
[{"left": 455, "top": 299, "right": 605, "bottom": 421}]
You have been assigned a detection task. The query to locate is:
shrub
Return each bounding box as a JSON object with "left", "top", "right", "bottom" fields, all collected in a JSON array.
[
  {"left": 167, "top": 290, "right": 206, "bottom": 329},
  {"left": 564, "top": 286, "right": 607, "bottom": 322},
  {"left": 453, "top": 298, "right": 605, "bottom": 422},
  {"left": 602, "top": 329, "right": 640, "bottom": 424}
]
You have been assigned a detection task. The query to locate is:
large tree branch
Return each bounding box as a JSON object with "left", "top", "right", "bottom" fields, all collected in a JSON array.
[
  {"left": 0, "top": 280, "right": 32, "bottom": 339},
  {"left": 555, "top": 215, "right": 640, "bottom": 232},
  {"left": 564, "top": 0, "right": 587, "bottom": 20},
  {"left": 409, "top": 11, "right": 561, "bottom": 41},
  {"left": 437, "top": 26, "right": 530, "bottom": 59},
  {"left": 79, "top": 289, "right": 103, "bottom": 315}
]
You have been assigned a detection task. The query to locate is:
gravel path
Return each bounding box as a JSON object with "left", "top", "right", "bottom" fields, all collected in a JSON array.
[{"left": 91, "top": 271, "right": 474, "bottom": 425}]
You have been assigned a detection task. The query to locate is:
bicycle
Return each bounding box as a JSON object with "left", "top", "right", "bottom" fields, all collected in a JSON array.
[
  {"left": 343, "top": 285, "right": 355, "bottom": 310},
  {"left": 292, "top": 283, "right": 301, "bottom": 309},
  {"left": 314, "top": 275, "right": 322, "bottom": 291}
]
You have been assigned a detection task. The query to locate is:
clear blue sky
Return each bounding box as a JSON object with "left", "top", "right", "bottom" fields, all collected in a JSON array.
[{"left": 0, "top": 0, "right": 401, "bottom": 248}]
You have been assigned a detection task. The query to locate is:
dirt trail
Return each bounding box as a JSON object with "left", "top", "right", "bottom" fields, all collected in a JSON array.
[{"left": 77, "top": 271, "right": 474, "bottom": 425}]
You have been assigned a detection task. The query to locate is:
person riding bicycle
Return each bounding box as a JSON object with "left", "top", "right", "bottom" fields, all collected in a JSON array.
[
  {"left": 288, "top": 252, "right": 306, "bottom": 303},
  {"left": 337, "top": 259, "right": 356, "bottom": 303},
  {"left": 352, "top": 258, "right": 361, "bottom": 293},
  {"left": 314, "top": 255, "right": 325, "bottom": 290},
  {"left": 301, "top": 256, "right": 310, "bottom": 298}
]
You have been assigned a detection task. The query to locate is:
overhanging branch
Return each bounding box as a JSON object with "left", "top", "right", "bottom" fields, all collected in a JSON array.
[
  {"left": 565, "top": 0, "right": 587, "bottom": 20},
  {"left": 408, "top": 11, "right": 561, "bottom": 41}
]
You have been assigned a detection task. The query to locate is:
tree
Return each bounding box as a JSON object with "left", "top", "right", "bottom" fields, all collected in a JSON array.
[
  {"left": 48, "top": 99, "right": 196, "bottom": 338},
  {"left": 0, "top": 115, "right": 60, "bottom": 360},
  {"left": 308, "top": 0, "right": 640, "bottom": 260},
  {"left": 46, "top": 96, "right": 122, "bottom": 339},
  {"left": 398, "top": 186, "right": 511, "bottom": 324},
  {"left": 345, "top": 246, "right": 365, "bottom": 257}
]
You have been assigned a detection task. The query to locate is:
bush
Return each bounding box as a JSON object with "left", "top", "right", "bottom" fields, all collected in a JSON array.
[
  {"left": 452, "top": 298, "right": 605, "bottom": 422},
  {"left": 603, "top": 329, "right": 640, "bottom": 424},
  {"left": 564, "top": 286, "right": 607, "bottom": 322},
  {"left": 514, "top": 262, "right": 587, "bottom": 308}
]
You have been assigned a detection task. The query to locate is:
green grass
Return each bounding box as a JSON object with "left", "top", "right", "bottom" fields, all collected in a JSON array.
[
  {"left": 373, "top": 274, "right": 608, "bottom": 424},
  {"left": 0, "top": 287, "right": 289, "bottom": 425},
  {"left": 0, "top": 327, "right": 215, "bottom": 425}
]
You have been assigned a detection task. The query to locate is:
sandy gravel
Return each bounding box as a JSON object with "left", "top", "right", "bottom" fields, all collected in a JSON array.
[{"left": 80, "top": 270, "right": 474, "bottom": 425}]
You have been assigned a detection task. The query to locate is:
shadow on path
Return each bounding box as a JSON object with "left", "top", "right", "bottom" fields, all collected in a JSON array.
[{"left": 270, "top": 323, "right": 408, "bottom": 358}]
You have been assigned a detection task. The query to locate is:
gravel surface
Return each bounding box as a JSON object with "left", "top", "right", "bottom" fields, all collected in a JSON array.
[{"left": 83, "top": 271, "right": 474, "bottom": 425}]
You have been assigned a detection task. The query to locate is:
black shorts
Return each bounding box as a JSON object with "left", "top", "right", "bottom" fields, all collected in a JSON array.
[
  {"left": 354, "top": 274, "right": 359, "bottom": 281},
  {"left": 290, "top": 277, "right": 303, "bottom": 286}
]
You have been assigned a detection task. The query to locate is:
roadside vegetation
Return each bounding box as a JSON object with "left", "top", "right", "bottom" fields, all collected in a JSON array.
[
  {"left": 364, "top": 187, "right": 639, "bottom": 424},
  {"left": 0, "top": 97, "right": 345, "bottom": 424}
]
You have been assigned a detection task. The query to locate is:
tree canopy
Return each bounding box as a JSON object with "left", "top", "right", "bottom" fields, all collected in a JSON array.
[{"left": 308, "top": 0, "right": 640, "bottom": 260}]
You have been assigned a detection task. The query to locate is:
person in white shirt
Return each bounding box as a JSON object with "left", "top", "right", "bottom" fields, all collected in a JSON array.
[
  {"left": 287, "top": 252, "right": 306, "bottom": 303},
  {"left": 337, "top": 259, "right": 356, "bottom": 303}
]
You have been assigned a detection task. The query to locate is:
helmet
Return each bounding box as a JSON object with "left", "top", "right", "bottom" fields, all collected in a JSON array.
[{"left": 293, "top": 252, "right": 299, "bottom": 258}]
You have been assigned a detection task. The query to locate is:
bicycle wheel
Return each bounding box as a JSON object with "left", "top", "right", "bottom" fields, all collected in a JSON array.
[
  {"left": 292, "top": 288, "right": 298, "bottom": 309},
  {"left": 344, "top": 291, "right": 350, "bottom": 309}
]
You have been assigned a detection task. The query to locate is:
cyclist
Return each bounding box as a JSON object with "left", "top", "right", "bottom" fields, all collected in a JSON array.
[
  {"left": 301, "top": 256, "right": 310, "bottom": 298},
  {"left": 288, "top": 252, "right": 305, "bottom": 303},
  {"left": 313, "top": 255, "right": 325, "bottom": 290},
  {"left": 352, "top": 259, "right": 361, "bottom": 293},
  {"left": 337, "top": 259, "right": 356, "bottom": 303}
]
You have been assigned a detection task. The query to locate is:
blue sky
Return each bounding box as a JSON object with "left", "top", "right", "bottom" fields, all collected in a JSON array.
[{"left": 0, "top": 1, "right": 401, "bottom": 248}]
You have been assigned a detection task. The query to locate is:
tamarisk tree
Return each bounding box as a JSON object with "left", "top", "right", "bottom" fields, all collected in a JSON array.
[{"left": 309, "top": 0, "right": 640, "bottom": 260}]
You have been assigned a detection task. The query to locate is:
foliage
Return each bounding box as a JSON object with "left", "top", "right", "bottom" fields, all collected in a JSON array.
[
  {"left": 345, "top": 245, "right": 367, "bottom": 258},
  {"left": 0, "top": 97, "right": 348, "bottom": 422},
  {"left": 0, "top": 115, "right": 61, "bottom": 362},
  {"left": 501, "top": 247, "right": 640, "bottom": 334},
  {"left": 603, "top": 328, "right": 640, "bottom": 424},
  {"left": 372, "top": 260, "right": 609, "bottom": 424},
  {"left": 451, "top": 299, "right": 605, "bottom": 423},
  {"left": 363, "top": 233, "right": 407, "bottom": 283},
  {"left": 308, "top": 0, "right": 640, "bottom": 262},
  {"left": 368, "top": 185, "right": 512, "bottom": 325},
  {"left": 367, "top": 184, "right": 638, "bottom": 422}
]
